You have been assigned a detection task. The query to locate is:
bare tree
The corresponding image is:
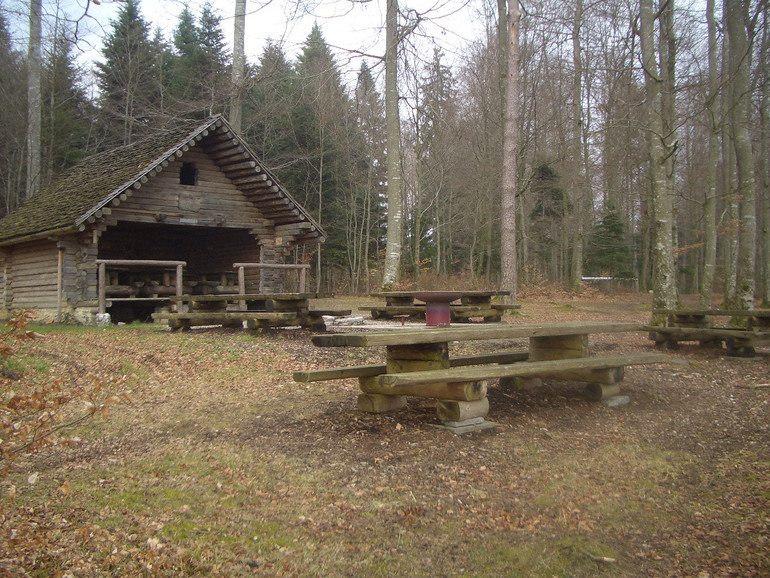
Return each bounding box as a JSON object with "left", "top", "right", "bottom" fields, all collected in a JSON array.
[
  {"left": 700, "top": 0, "right": 719, "bottom": 306},
  {"left": 229, "top": 0, "right": 245, "bottom": 132},
  {"left": 569, "top": 0, "right": 586, "bottom": 289},
  {"left": 26, "top": 0, "right": 42, "bottom": 198},
  {"left": 640, "top": 0, "right": 677, "bottom": 322},
  {"left": 725, "top": 0, "right": 755, "bottom": 310},
  {"left": 381, "top": 0, "right": 402, "bottom": 289},
  {"left": 760, "top": 3, "right": 770, "bottom": 305},
  {"left": 501, "top": 0, "right": 521, "bottom": 304}
]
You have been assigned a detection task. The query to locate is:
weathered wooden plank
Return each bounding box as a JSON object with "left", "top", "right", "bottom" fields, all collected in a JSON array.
[
  {"left": 652, "top": 309, "right": 770, "bottom": 317},
  {"left": 152, "top": 311, "right": 297, "bottom": 322},
  {"left": 292, "top": 351, "right": 530, "bottom": 382},
  {"left": 369, "top": 353, "right": 671, "bottom": 388},
  {"left": 358, "top": 378, "right": 488, "bottom": 401},
  {"left": 647, "top": 327, "right": 770, "bottom": 340},
  {"left": 311, "top": 322, "right": 641, "bottom": 348}
]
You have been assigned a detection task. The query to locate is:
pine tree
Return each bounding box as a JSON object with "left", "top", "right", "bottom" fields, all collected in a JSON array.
[
  {"left": 528, "top": 164, "right": 571, "bottom": 279},
  {"left": 293, "top": 24, "right": 352, "bottom": 268},
  {"left": 42, "top": 27, "right": 94, "bottom": 183},
  {"left": 245, "top": 41, "right": 300, "bottom": 188},
  {"left": 351, "top": 61, "right": 386, "bottom": 293},
  {"left": 585, "top": 205, "right": 633, "bottom": 278},
  {"left": 0, "top": 11, "right": 26, "bottom": 214},
  {"left": 95, "top": 0, "right": 161, "bottom": 145},
  {"left": 197, "top": 1, "right": 229, "bottom": 115},
  {"left": 169, "top": 2, "right": 229, "bottom": 117},
  {"left": 169, "top": 5, "right": 201, "bottom": 107}
]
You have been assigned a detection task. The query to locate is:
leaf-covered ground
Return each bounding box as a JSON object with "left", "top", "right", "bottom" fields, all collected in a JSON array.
[{"left": 1, "top": 292, "right": 768, "bottom": 576}]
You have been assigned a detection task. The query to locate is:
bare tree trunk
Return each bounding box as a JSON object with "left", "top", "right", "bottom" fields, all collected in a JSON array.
[
  {"left": 382, "top": 0, "right": 402, "bottom": 289},
  {"left": 640, "top": 0, "right": 677, "bottom": 324},
  {"left": 229, "top": 0, "right": 246, "bottom": 132},
  {"left": 760, "top": 4, "right": 770, "bottom": 306},
  {"left": 722, "top": 32, "right": 738, "bottom": 305},
  {"left": 661, "top": 0, "right": 678, "bottom": 296},
  {"left": 501, "top": 0, "right": 521, "bottom": 304},
  {"left": 725, "top": 0, "right": 756, "bottom": 310},
  {"left": 26, "top": 0, "right": 42, "bottom": 199},
  {"left": 701, "top": 0, "right": 719, "bottom": 307},
  {"left": 569, "top": 0, "right": 585, "bottom": 289}
]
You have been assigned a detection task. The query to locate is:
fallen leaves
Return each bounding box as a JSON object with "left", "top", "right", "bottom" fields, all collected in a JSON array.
[{"left": 0, "top": 297, "right": 768, "bottom": 576}]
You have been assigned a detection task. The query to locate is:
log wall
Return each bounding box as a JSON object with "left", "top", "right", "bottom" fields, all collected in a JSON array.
[
  {"left": 109, "top": 150, "right": 274, "bottom": 234},
  {"left": 2, "top": 240, "right": 59, "bottom": 311}
]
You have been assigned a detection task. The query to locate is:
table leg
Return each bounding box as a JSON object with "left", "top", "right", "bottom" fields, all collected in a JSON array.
[
  {"left": 358, "top": 342, "right": 492, "bottom": 431},
  {"left": 521, "top": 334, "right": 626, "bottom": 401}
]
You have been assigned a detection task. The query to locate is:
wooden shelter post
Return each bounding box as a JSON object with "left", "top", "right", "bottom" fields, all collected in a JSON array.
[
  {"left": 57, "top": 246, "right": 64, "bottom": 322},
  {"left": 98, "top": 261, "right": 106, "bottom": 314}
]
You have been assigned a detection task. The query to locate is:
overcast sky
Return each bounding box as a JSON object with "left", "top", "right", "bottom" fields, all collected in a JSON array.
[{"left": 3, "top": 0, "right": 490, "bottom": 87}]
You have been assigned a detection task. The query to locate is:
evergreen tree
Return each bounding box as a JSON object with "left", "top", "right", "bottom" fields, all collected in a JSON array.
[
  {"left": 293, "top": 24, "right": 352, "bottom": 268},
  {"left": 169, "top": 4, "right": 200, "bottom": 106},
  {"left": 95, "top": 0, "right": 161, "bottom": 145},
  {"left": 169, "top": 2, "right": 229, "bottom": 117},
  {"left": 350, "top": 61, "right": 386, "bottom": 292},
  {"left": 529, "top": 164, "right": 571, "bottom": 279},
  {"left": 0, "top": 11, "right": 26, "bottom": 214},
  {"left": 42, "top": 28, "right": 94, "bottom": 183},
  {"left": 585, "top": 204, "right": 633, "bottom": 277},
  {"left": 412, "top": 47, "right": 458, "bottom": 276},
  {"left": 197, "top": 1, "right": 229, "bottom": 114},
  {"left": 245, "top": 41, "right": 300, "bottom": 188}
]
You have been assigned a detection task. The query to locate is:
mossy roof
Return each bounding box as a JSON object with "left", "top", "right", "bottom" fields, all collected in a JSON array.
[{"left": 0, "top": 116, "right": 324, "bottom": 245}]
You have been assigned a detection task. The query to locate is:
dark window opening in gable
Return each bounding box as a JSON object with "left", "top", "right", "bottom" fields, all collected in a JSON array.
[{"left": 180, "top": 162, "right": 198, "bottom": 185}]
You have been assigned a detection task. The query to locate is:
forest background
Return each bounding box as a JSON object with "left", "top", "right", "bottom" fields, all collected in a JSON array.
[{"left": 0, "top": 0, "right": 768, "bottom": 306}]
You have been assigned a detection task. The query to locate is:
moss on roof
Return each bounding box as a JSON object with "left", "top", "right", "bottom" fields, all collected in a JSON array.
[{"left": 0, "top": 117, "right": 214, "bottom": 243}]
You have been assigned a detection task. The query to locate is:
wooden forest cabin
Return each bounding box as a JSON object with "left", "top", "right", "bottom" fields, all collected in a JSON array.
[{"left": 0, "top": 116, "right": 325, "bottom": 323}]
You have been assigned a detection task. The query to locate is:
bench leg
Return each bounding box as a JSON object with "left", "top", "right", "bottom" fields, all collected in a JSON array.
[
  {"left": 168, "top": 319, "right": 190, "bottom": 331},
  {"left": 307, "top": 316, "right": 327, "bottom": 332},
  {"left": 436, "top": 398, "right": 489, "bottom": 422},
  {"left": 500, "top": 376, "right": 542, "bottom": 390},
  {"left": 585, "top": 383, "right": 621, "bottom": 401},
  {"left": 357, "top": 393, "right": 407, "bottom": 413},
  {"left": 725, "top": 338, "right": 756, "bottom": 357}
]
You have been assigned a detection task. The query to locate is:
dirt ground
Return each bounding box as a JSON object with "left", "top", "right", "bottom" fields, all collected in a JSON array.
[{"left": 1, "top": 291, "right": 769, "bottom": 576}]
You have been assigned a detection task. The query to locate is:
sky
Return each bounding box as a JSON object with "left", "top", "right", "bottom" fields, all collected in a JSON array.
[{"left": 4, "top": 0, "right": 492, "bottom": 87}]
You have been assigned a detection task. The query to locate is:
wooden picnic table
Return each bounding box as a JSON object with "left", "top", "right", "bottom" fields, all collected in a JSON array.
[
  {"left": 296, "top": 321, "right": 669, "bottom": 433},
  {"left": 363, "top": 290, "right": 516, "bottom": 324},
  {"left": 648, "top": 308, "right": 770, "bottom": 356},
  {"left": 152, "top": 292, "right": 349, "bottom": 331}
]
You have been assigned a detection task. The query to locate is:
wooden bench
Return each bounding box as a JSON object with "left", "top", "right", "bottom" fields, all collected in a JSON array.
[
  {"left": 365, "top": 290, "right": 517, "bottom": 324},
  {"left": 297, "top": 322, "right": 673, "bottom": 432},
  {"left": 152, "top": 293, "right": 348, "bottom": 331},
  {"left": 648, "top": 309, "right": 770, "bottom": 356}
]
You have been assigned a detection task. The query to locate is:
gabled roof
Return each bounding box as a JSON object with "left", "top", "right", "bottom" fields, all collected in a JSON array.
[{"left": 0, "top": 115, "right": 325, "bottom": 245}]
